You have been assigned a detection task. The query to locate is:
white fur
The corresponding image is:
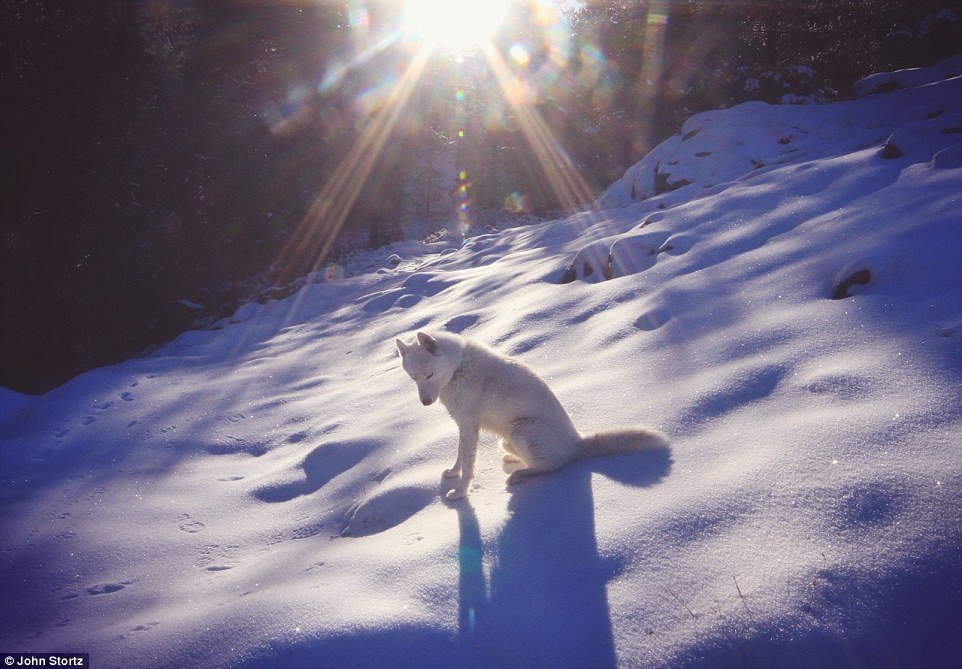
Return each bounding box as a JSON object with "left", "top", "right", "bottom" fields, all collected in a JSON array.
[{"left": 396, "top": 331, "right": 668, "bottom": 499}]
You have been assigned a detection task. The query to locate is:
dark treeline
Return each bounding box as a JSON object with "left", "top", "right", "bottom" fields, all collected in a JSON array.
[{"left": 2, "top": 0, "right": 958, "bottom": 393}]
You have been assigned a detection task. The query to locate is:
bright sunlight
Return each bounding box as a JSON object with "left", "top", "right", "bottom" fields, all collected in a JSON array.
[{"left": 403, "top": 0, "right": 515, "bottom": 49}]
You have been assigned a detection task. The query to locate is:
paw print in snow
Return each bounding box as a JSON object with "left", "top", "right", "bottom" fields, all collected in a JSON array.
[{"left": 178, "top": 514, "right": 205, "bottom": 534}]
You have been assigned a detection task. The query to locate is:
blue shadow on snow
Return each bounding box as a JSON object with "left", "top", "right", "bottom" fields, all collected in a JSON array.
[
  {"left": 452, "top": 448, "right": 672, "bottom": 668},
  {"left": 237, "top": 447, "right": 671, "bottom": 669}
]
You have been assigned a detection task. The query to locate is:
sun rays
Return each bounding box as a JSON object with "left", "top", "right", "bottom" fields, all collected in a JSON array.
[
  {"left": 481, "top": 41, "right": 598, "bottom": 215},
  {"left": 278, "top": 41, "right": 433, "bottom": 281},
  {"left": 274, "top": 0, "right": 673, "bottom": 284}
]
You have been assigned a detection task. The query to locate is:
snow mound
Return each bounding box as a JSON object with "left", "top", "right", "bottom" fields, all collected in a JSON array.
[
  {"left": 854, "top": 53, "right": 962, "bottom": 98},
  {"left": 0, "top": 387, "right": 35, "bottom": 431}
]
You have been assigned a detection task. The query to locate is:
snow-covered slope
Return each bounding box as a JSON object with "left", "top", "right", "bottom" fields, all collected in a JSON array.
[
  {"left": 2, "top": 59, "right": 961, "bottom": 668},
  {"left": 598, "top": 54, "right": 962, "bottom": 209}
]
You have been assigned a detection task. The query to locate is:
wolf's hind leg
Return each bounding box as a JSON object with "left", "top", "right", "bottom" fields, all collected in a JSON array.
[
  {"left": 505, "top": 465, "right": 555, "bottom": 485},
  {"left": 499, "top": 437, "right": 525, "bottom": 465},
  {"left": 503, "top": 420, "right": 573, "bottom": 486},
  {"left": 502, "top": 429, "right": 552, "bottom": 486}
]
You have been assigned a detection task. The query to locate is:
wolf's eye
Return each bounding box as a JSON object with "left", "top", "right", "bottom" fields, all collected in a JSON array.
[{"left": 425, "top": 373, "right": 434, "bottom": 380}]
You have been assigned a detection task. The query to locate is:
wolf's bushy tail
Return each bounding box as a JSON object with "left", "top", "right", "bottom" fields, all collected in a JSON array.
[{"left": 575, "top": 428, "right": 669, "bottom": 459}]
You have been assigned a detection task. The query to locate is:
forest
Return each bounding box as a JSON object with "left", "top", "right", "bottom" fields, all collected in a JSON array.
[{"left": 2, "top": 0, "right": 959, "bottom": 393}]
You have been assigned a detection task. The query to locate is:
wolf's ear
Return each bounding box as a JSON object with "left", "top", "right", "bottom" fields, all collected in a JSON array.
[
  {"left": 395, "top": 338, "right": 408, "bottom": 356},
  {"left": 416, "top": 331, "right": 438, "bottom": 355}
]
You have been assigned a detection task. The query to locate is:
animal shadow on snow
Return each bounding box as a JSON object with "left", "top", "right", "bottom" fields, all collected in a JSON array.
[
  {"left": 451, "top": 447, "right": 672, "bottom": 668},
  {"left": 235, "top": 448, "right": 671, "bottom": 669}
]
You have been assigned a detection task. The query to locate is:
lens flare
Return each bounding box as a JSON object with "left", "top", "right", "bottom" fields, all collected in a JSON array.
[
  {"left": 509, "top": 44, "right": 530, "bottom": 67},
  {"left": 504, "top": 191, "right": 530, "bottom": 214}
]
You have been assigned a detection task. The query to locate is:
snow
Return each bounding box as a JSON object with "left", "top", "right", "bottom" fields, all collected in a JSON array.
[
  {"left": 854, "top": 54, "right": 962, "bottom": 98},
  {"left": 599, "top": 54, "right": 962, "bottom": 210},
  {"left": 3, "top": 58, "right": 962, "bottom": 668}
]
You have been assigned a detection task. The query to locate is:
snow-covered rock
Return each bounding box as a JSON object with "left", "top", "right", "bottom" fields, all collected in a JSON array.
[{"left": 854, "top": 53, "right": 962, "bottom": 98}]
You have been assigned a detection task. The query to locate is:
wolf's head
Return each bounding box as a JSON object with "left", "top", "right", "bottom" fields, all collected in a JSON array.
[{"left": 396, "top": 331, "right": 460, "bottom": 406}]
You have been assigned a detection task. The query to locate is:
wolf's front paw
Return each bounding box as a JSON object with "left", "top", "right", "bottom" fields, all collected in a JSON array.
[
  {"left": 443, "top": 468, "right": 461, "bottom": 479},
  {"left": 501, "top": 453, "right": 523, "bottom": 465},
  {"left": 445, "top": 487, "right": 467, "bottom": 500}
]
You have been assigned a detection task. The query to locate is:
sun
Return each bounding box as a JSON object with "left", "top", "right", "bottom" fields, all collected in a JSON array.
[{"left": 403, "top": 0, "right": 515, "bottom": 50}]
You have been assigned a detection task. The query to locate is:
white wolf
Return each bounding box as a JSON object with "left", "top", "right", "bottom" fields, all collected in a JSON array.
[{"left": 396, "top": 331, "right": 668, "bottom": 499}]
